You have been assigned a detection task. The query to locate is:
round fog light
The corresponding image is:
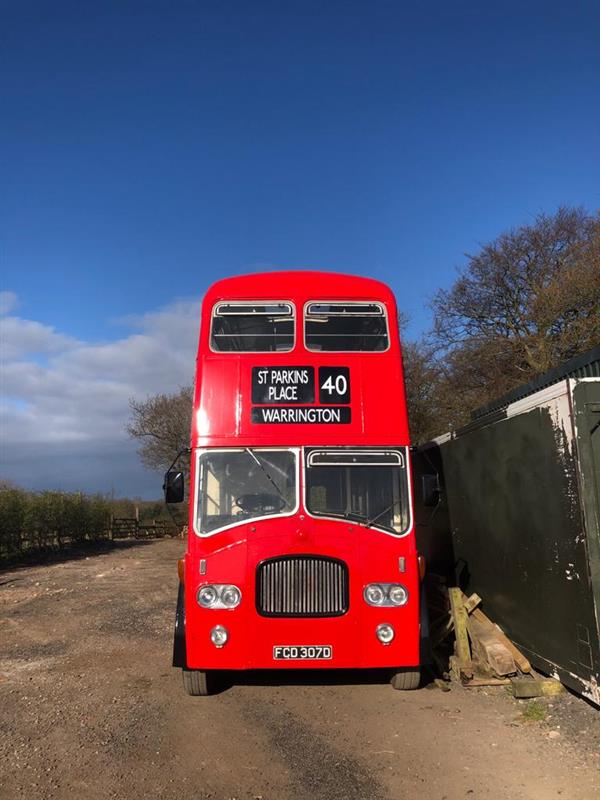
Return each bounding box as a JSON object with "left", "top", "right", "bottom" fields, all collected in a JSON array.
[
  {"left": 210, "top": 625, "right": 229, "bottom": 648},
  {"left": 376, "top": 623, "right": 395, "bottom": 644}
]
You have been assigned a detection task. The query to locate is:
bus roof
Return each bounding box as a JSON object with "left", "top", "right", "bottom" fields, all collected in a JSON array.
[{"left": 203, "top": 271, "right": 396, "bottom": 304}]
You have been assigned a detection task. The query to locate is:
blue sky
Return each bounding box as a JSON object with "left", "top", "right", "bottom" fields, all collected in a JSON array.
[{"left": 1, "top": 1, "right": 599, "bottom": 496}]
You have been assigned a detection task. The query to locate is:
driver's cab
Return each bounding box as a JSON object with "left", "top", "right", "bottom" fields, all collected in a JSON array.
[
  {"left": 191, "top": 446, "right": 411, "bottom": 539},
  {"left": 193, "top": 448, "right": 299, "bottom": 536}
]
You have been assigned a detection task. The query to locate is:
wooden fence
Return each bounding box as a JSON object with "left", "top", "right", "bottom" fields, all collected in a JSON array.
[
  {"left": 0, "top": 517, "right": 177, "bottom": 561},
  {"left": 111, "top": 517, "right": 174, "bottom": 539}
]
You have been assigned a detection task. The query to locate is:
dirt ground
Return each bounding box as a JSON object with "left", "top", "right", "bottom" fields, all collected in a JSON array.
[{"left": 1, "top": 539, "right": 599, "bottom": 800}]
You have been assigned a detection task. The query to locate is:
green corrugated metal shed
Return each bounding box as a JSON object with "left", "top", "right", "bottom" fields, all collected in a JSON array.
[{"left": 415, "top": 346, "right": 600, "bottom": 704}]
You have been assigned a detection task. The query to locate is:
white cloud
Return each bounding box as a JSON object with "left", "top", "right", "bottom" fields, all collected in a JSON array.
[
  {"left": 0, "top": 316, "right": 80, "bottom": 360},
  {"left": 0, "top": 296, "right": 201, "bottom": 495},
  {"left": 0, "top": 291, "right": 18, "bottom": 315}
]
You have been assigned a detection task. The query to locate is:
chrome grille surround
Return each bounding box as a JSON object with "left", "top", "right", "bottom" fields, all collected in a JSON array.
[{"left": 256, "top": 555, "right": 349, "bottom": 617}]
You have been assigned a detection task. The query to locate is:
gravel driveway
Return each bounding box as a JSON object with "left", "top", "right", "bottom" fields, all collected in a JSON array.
[{"left": 1, "top": 538, "right": 598, "bottom": 800}]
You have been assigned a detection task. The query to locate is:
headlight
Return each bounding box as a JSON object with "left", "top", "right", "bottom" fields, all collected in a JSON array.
[
  {"left": 364, "top": 584, "right": 386, "bottom": 605},
  {"left": 221, "top": 585, "right": 242, "bottom": 608},
  {"left": 363, "top": 583, "right": 409, "bottom": 607},
  {"left": 197, "top": 584, "right": 242, "bottom": 609},
  {"left": 198, "top": 585, "right": 219, "bottom": 608},
  {"left": 388, "top": 585, "right": 409, "bottom": 606}
]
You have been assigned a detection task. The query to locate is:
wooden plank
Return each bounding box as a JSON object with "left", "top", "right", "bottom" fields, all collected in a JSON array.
[
  {"left": 431, "top": 592, "right": 481, "bottom": 647},
  {"left": 460, "top": 591, "right": 532, "bottom": 673},
  {"left": 475, "top": 611, "right": 531, "bottom": 673},
  {"left": 448, "top": 587, "right": 472, "bottom": 676},
  {"left": 449, "top": 654, "right": 461, "bottom": 682},
  {"left": 467, "top": 614, "right": 517, "bottom": 676},
  {"left": 510, "top": 678, "right": 565, "bottom": 698},
  {"left": 463, "top": 677, "right": 512, "bottom": 687},
  {"left": 463, "top": 593, "right": 482, "bottom": 615}
]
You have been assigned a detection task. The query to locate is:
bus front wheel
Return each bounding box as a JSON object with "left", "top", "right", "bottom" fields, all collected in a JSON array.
[
  {"left": 390, "top": 668, "right": 421, "bottom": 690},
  {"left": 182, "top": 668, "right": 211, "bottom": 696}
]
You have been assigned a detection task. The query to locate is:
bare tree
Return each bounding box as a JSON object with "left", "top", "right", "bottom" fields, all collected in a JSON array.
[
  {"left": 402, "top": 207, "right": 600, "bottom": 442},
  {"left": 127, "top": 386, "right": 193, "bottom": 473},
  {"left": 402, "top": 340, "right": 442, "bottom": 444},
  {"left": 432, "top": 207, "right": 599, "bottom": 373},
  {"left": 420, "top": 207, "right": 600, "bottom": 434}
]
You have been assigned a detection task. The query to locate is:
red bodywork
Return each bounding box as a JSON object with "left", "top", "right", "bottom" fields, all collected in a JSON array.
[{"left": 183, "top": 271, "right": 420, "bottom": 671}]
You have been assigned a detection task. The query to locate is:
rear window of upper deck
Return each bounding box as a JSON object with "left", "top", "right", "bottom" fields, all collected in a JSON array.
[
  {"left": 304, "top": 302, "right": 389, "bottom": 352},
  {"left": 210, "top": 303, "right": 294, "bottom": 352}
]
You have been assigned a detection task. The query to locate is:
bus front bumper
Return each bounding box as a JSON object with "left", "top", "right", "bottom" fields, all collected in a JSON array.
[{"left": 184, "top": 607, "right": 420, "bottom": 671}]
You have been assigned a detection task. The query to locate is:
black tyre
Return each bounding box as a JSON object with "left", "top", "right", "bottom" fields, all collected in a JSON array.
[
  {"left": 390, "top": 668, "right": 421, "bottom": 690},
  {"left": 182, "top": 668, "right": 211, "bottom": 696}
]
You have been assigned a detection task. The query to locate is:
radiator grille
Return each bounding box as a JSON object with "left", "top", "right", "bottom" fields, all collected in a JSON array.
[{"left": 256, "top": 555, "right": 349, "bottom": 617}]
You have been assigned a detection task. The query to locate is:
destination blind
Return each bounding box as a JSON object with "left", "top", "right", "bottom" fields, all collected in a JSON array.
[
  {"left": 252, "top": 366, "right": 315, "bottom": 403},
  {"left": 251, "top": 365, "right": 351, "bottom": 424},
  {"left": 251, "top": 406, "right": 351, "bottom": 424}
]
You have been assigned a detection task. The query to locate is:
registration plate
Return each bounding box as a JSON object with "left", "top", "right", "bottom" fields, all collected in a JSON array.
[{"left": 273, "top": 645, "right": 333, "bottom": 660}]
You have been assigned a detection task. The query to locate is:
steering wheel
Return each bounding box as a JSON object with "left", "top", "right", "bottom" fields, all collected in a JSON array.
[{"left": 235, "top": 493, "right": 286, "bottom": 514}]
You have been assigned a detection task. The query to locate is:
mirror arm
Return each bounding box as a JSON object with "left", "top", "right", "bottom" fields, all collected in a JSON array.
[{"left": 166, "top": 447, "right": 192, "bottom": 473}]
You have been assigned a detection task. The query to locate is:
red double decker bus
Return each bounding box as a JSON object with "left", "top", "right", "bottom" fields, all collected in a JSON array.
[{"left": 166, "top": 271, "right": 423, "bottom": 695}]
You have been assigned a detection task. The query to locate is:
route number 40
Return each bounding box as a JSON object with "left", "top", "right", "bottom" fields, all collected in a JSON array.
[
  {"left": 321, "top": 374, "right": 347, "bottom": 396},
  {"left": 318, "top": 367, "right": 350, "bottom": 404}
]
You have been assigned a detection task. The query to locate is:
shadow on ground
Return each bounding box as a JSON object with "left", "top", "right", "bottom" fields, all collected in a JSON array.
[
  {"left": 190, "top": 666, "right": 436, "bottom": 695},
  {"left": 0, "top": 537, "right": 158, "bottom": 575}
]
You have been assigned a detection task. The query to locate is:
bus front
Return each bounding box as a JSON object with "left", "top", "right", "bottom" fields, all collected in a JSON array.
[{"left": 169, "top": 272, "right": 421, "bottom": 695}]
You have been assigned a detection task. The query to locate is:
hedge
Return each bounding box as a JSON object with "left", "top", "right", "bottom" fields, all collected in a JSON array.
[{"left": 0, "top": 484, "right": 113, "bottom": 559}]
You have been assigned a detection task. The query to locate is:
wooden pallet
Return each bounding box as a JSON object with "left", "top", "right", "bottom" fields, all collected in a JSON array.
[{"left": 428, "top": 576, "right": 563, "bottom": 697}]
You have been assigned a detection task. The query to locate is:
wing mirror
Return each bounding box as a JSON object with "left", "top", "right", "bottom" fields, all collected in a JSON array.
[{"left": 164, "top": 470, "right": 185, "bottom": 504}]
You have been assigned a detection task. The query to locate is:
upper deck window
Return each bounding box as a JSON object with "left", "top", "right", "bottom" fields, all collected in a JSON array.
[
  {"left": 211, "top": 302, "right": 294, "bottom": 352},
  {"left": 304, "top": 302, "right": 388, "bottom": 352}
]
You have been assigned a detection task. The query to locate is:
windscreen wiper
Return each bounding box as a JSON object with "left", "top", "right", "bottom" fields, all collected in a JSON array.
[
  {"left": 364, "top": 499, "right": 401, "bottom": 530},
  {"left": 343, "top": 510, "right": 369, "bottom": 523},
  {"left": 245, "top": 448, "right": 291, "bottom": 509}
]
